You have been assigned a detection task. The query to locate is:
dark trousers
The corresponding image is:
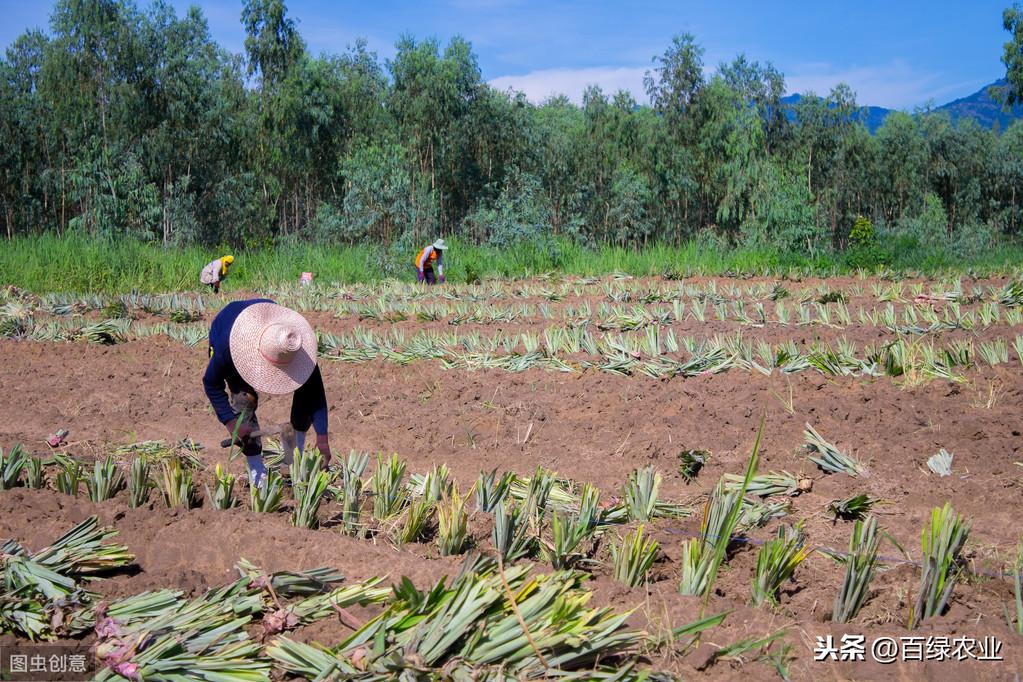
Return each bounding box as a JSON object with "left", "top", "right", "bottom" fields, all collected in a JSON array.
[{"left": 424, "top": 267, "right": 437, "bottom": 285}]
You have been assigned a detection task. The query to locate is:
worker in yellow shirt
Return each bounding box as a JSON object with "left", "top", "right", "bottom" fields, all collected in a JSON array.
[{"left": 200, "top": 255, "right": 234, "bottom": 293}]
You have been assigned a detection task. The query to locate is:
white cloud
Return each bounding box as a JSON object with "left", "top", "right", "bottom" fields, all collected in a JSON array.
[
  {"left": 489, "top": 66, "right": 649, "bottom": 104},
  {"left": 783, "top": 61, "right": 976, "bottom": 110},
  {"left": 490, "top": 60, "right": 982, "bottom": 111}
]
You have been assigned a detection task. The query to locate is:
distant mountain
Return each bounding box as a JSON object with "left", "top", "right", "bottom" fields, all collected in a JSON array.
[
  {"left": 782, "top": 79, "right": 1023, "bottom": 133},
  {"left": 935, "top": 79, "right": 1023, "bottom": 131}
]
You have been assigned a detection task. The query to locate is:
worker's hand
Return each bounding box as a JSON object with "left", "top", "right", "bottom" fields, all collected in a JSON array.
[
  {"left": 417, "top": 270, "right": 425, "bottom": 283},
  {"left": 438, "top": 274, "right": 445, "bottom": 284},
  {"left": 315, "top": 433, "right": 332, "bottom": 467},
  {"left": 225, "top": 417, "right": 256, "bottom": 443}
]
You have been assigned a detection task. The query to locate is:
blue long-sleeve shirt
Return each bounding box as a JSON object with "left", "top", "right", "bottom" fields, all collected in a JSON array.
[{"left": 203, "top": 299, "right": 329, "bottom": 434}]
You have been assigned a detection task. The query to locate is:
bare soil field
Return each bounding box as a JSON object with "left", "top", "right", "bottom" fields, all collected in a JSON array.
[{"left": 1, "top": 275, "right": 1022, "bottom": 680}]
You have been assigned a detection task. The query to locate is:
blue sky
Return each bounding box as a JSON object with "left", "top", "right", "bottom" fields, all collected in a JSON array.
[{"left": 0, "top": 0, "right": 1012, "bottom": 109}]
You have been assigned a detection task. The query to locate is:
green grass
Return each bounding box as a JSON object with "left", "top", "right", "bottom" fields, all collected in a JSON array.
[{"left": 4, "top": 233, "right": 1023, "bottom": 294}]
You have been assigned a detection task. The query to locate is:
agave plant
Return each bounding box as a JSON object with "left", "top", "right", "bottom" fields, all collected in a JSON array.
[
  {"left": 610, "top": 525, "right": 659, "bottom": 587},
  {"left": 910, "top": 503, "right": 971, "bottom": 628},
  {"left": 128, "top": 456, "right": 152, "bottom": 508},
  {"left": 0, "top": 444, "right": 27, "bottom": 490},
  {"left": 24, "top": 456, "right": 45, "bottom": 489},
  {"left": 391, "top": 498, "right": 435, "bottom": 547},
  {"left": 832, "top": 516, "right": 881, "bottom": 623},
  {"left": 804, "top": 424, "right": 866, "bottom": 477},
  {"left": 292, "top": 469, "right": 331, "bottom": 530},
  {"left": 751, "top": 522, "right": 811, "bottom": 606},
  {"left": 86, "top": 455, "right": 125, "bottom": 502},
  {"left": 679, "top": 423, "right": 762, "bottom": 597},
  {"left": 250, "top": 471, "right": 285, "bottom": 513},
  {"left": 829, "top": 494, "right": 878, "bottom": 521},
  {"left": 370, "top": 453, "right": 407, "bottom": 521},
  {"left": 159, "top": 458, "right": 194, "bottom": 509},
  {"left": 436, "top": 487, "right": 469, "bottom": 556},
  {"left": 475, "top": 468, "right": 514, "bottom": 512},
  {"left": 411, "top": 463, "right": 454, "bottom": 503},
  {"left": 1008, "top": 540, "right": 1023, "bottom": 635},
  {"left": 492, "top": 499, "right": 535, "bottom": 562},
  {"left": 541, "top": 484, "right": 600, "bottom": 569},
  {"left": 625, "top": 466, "right": 660, "bottom": 521},
  {"left": 291, "top": 448, "right": 327, "bottom": 493},
  {"left": 54, "top": 456, "right": 83, "bottom": 497},
  {"left": 205, "top": 463, "right": 236, "bottom": 510},
  {"left": 338, "top": 455, "right": 365, "bottom": 537}
]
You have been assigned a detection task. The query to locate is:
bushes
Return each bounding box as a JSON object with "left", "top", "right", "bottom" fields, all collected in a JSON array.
[{"left": 844, "top": 215, "right": 888, "bottom": 269}]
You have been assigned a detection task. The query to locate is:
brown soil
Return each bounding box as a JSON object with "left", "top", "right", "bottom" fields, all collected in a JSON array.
[{"left": 2, "top": 276, "right": 1022, "bottom": 680}]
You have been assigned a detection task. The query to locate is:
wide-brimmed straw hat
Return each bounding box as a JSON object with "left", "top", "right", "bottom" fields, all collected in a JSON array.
[
  {"left": 229, "top": 302, "right": 317, "bottom": 395},
  {"left": 433, "top": 238, "right": 447, "bottom": 250}
]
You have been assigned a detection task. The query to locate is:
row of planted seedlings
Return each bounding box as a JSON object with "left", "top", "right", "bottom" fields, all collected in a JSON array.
[
  {"left": 10, "top": 292, "right": 1023, "bottom": 356},
  {"left": 7, "top": 275, "right": 1023, "bottom": 347},
  {"left": 340, "top": 284, "right": 1023, "bottom": 335},
  {"left": 337, "top": 278, "right": 1023, "bottom": 335},
  {"left": 7, "top": 271, "right": 1023, "bottom": 324},
  {"left": 4, "top": 421, "right": 1012, "bottom": 637},
  {"left": 6, "top": 293, "right": 1023, "bottom": 383},
  {"left": 0, "top": 443, "right": 808, "bottom": 678},
  {"left": 319, "top": 321, "right": 1023, "bottom": 381}
]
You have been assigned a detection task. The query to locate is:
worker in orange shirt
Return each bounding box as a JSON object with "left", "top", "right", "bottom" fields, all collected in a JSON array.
[{"left": 415, "top": 239, "right": 446, "bottom": 285}]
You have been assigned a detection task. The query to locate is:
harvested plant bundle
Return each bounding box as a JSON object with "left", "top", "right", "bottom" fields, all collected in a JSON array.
[
  {"left": 725, "top": 471, "right": 802, "bottom": 498},
  {"left": 804, "top": 424, "right": 866, "bottom": 477},
  {"left": 926, "top": 449, "right": 954, "bottom": 477},
  {"left": 829, "top": 493, "right": 878, "bottom": 520},
  {"left": 267, "top": 560, "right": 642, "bottom": 680}
]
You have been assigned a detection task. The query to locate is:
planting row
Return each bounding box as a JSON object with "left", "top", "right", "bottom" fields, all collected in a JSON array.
[{"left": 3, "top": 423, "right": 1018, "bottom": 638}]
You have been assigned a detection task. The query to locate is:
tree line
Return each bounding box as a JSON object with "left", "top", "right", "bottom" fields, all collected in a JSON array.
[{"left": 2, "top": 0, "right": 1023, "bottom": 258}]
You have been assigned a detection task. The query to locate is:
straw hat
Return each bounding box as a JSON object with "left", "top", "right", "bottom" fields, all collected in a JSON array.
[
  {"left": 229, "top": 302, "right": 317, "bottom": 395},
  {"left": 433, "top": 238, "right": 447, "bottom": 250}
]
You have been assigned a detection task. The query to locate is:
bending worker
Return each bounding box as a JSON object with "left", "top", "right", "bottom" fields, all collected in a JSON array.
[
  {"left": 415, "top": 239, "right": 446, "bottom": 284},
  {"left": 200, "top": 255, "right": 234, "bottom": 293},
  {"left": 203, "top": 299, "right": 331, "bottom": 486}
]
